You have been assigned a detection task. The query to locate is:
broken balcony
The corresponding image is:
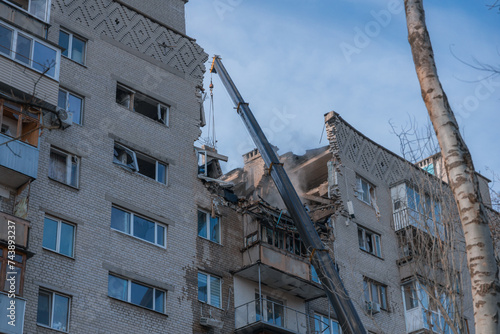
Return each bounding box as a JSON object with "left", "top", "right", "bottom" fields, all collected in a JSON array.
[
  {"left": 0, "top": 211, "right": 30, "bottom": 249},
  {"left": 0, "top": 99, "right": 40, "bottom": 189}
]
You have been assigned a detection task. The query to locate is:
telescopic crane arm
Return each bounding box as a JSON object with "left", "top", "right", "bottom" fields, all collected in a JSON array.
[{"left": 210, "top": 55, "right": 367, "bottom": 334}]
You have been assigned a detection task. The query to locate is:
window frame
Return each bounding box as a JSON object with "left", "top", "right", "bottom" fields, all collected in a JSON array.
[
  {"left": 48, "top": 147, "right": 80, "bottom": 188},
  {"left": 356, "top": 175, "right": 374, "bottom": 205},
  {"left": 36, "top": 289, "right": 71, "bottom": 332},
  {"left": 115, "top": 83, "right": 170, "bottom": 126},
  {"left": 5, "top": 0, "right": 52, "bottom": 22},
  {"left": 314, "top": 313, "right": 342, "bottom": 334},
  {"left": 197, "top": 209, "right": 221, "bottom": 244},
  {"left": 110, "top": 206, "right": 166, "bottom": 248},
  {"left": 0, "top": 21, "right": 60, "bottom": 79},
  {"left": 107, "top": 273, "right": 166, "bottom": 313},
  {"left": 58, "top": 29, "right": 86, "bottom": 65},
  {"left": 357, "top": 226, "right": 382, "bottom": 258},
  {"left": 363, "top": 277, "right": 388, "bottom": 310},
  {"left": 42, "top": 216, "right": 76, "bottom": 258},
  {"left": 113, "top": 143, "right": 168, "bottom": 184},
  {"left": 58, "top": 88, "right": 84, "bottom": 125},
  {"left": 0, "top": 246, "right": 26, "bottom": 296},
  {"left": 197, "top": 272, "right": 222, "bottom": 308}
]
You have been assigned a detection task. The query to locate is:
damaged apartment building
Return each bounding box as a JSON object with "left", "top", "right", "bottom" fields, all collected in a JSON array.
[
  {"left": 194, "top": 111, "right": 497, "bottom": 334},
  {"left": 0, "top": 1, "right": 496, "bottom": 334}
]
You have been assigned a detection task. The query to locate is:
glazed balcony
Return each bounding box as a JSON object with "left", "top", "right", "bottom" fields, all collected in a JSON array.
[{"left": 0, "top": 211, "right": 30, "bottom": 248}]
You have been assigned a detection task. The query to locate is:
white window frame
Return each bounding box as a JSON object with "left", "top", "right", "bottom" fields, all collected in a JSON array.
[
  {"left": 363, "top": 278, "right": 388, "bottom": 310},
  {"left": 0, "top": 21, "right": 60, "bottom": 79},
  {"left": 197, "top": 209, "right": 221, "bottom": 244},
  {"left": 314, "top": 313, "right": 342, "bottom": 334},
  {"left": 59, "top": 29, "right": 86, "bottom": 64},
  {"left": 37, "top": 289, "right": 71, "bottom": 332},
  {"left": 115, "top": 83, "right": 170, "bottom": 125},
  {"left": 113, "top": 143, "right": 168, "bottom": 184},
  {"left": 58, "top": 88, "right": 84, "bottom": 124},
  {"left": 110, "top": 206, "right": 166, "bottom": 248},
  {"left": 356, "top": 175, "right": 374, "bottom": 204},
  {"left": 358, "top": 226, "right": 382, "bottom": 258},
  {"left": 197, "top": 272, "right": 222, "bottom": 308},
  {"left": 5, "top": 0, "right": 51, "bottom": 22},
  {"left": 107, "top": 274, "right": 166, "bottom": 313},
  {"left": 49, "top": 147, "right": 80, "bottom": 187},
  {"left": 42, "top": 216, "right": 76, "bottom": 257}
]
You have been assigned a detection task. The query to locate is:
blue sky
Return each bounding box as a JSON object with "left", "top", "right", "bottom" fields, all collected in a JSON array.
[{"left": 186, "top": 0, "right": 500, "bottom": 196}]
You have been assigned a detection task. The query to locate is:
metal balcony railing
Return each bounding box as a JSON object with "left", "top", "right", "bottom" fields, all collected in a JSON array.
[
  {"left": 393, "top": 208, "right": 444, "bottom": 239},
  {"left": 235, "top": 298, "right": 323, "bottom": 334}
]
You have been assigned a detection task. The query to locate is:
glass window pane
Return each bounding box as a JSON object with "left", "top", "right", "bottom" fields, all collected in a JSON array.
[
  {"left": 58, "top": 90, "right": 67, "bottom": 110},
  {"left": 59, "top": 222, "right": 74, "bottom": 257},
  {"left": 58, "top": 31, "right": 69, "bottom": 57},
  {"left": 71, "top": 36, "right": 85, "bottom": 64},
  {"left": 155, "top": 290, "right": 165, "bottom": 313},
  {"left": 197, "top": 211, "right": 207, "bottom": 239},
  {"left": 52, "top": 294, "right": 69, "bottom": 331},
  {"left": 49, "top": 150, "right": 67, "bottom": 183},
  {"left": 156, "top": 225, "right": 165, "bottom": 247},
  {"left": 111, "top": 207, "right": 130, "bottom": 233},
  {"left": 380, "top": 285, "right": 387, "bottom": 309},
  {"left": 374, "top": 235, "right": 381, "bottom": 257},
  {"left": 197, "top": 273, "right": 207, "bottom": 303},
  {"left": 33, "top": 41, "right": 56, "bottom": 77},
  {"left": 0, "top": 25, "right": 13, "bottom": 56},
  {"left": 68, "top": 93, "right": 82, "bottom": 124},
  {"left": 314, "top": 314, "right": 322, "bottom": 332},
  {"left": 133, "top": 215, "right": 155, "bottom": 243},
  {"left": 371, "top": 282, "right": 378, "bottom": 304},
  {"left": 42, "top": 217, "right": 58, "bottom": 251},
  {"left": 15, "top": 34, "right": 31, "bottom": 65},
  {"left": 108, "top": 275, "right": 127, "bottom": 301},
  {"left": 157, "top": 163, "right": 167, "bottom": 184},
  {"left": 210, "top": 216, "right": 220, "bottom": 243},
  {"left": 70, "top": 158, "right": 79, "bottom": 187},
  {"left": 210, "top": 276, "right": 221, "bottom": 307},
  {"left": 37, "top": 291, "right": 51, "bottom": 326},
  {"left": 30, "top": 0, "right": 49, "bottom": 21},
  {"left": 131, "top": 282, "right": 153, "bottom": 309},
  {"left": 358, "top": 229, "right": 365, "bottom": 250},
  {"left": 363, "top": 280, "right": 370, "bottom": 302}
]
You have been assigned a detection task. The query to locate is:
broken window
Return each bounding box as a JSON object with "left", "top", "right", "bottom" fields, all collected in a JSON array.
[
  {"left": 113, "top": 143, "right": 167, "bottom": 184},
  {"left": 358, "top": 226, "right": 382, "bottom": 258},
  {"left": 261, "top": 225, "right": 306, "bottom": 257},
  {"left": 0, "top": 246, "right": 26, "bottom": 296},
  {"left": 115, "top": 84, "right": 169, "bottom": 125},
  {"left": 356, "top": 175, "right": 374, "bottom": 204},
  {"left": 197, "top": 210, "right": 220, "bottom": 244},
  {"left": 49, "top": 147, "right": 79, "bottom": 187},
  {"left": 363, "top": 277, "right": 388, "bottom": 310}
]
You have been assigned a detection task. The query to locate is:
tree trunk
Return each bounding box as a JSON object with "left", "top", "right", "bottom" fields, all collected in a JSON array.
[{"left": 404, "top": 0, "right": 500, "bottom": 332}]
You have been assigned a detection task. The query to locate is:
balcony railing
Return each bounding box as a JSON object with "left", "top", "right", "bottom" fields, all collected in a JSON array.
[
  {"left": 393, "top": 208, "right": 444, "bottom": 239},
  {"left": 235, "top": 298, "right": 321, "bottom": 334}
]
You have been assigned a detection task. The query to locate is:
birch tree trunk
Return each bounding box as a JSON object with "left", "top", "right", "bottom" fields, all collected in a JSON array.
[{"left": 404, "top": 1, "right": 500, "bottom": 332}]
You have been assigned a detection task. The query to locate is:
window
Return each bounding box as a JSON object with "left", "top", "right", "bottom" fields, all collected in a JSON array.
[
  {"left": 58, "top": 30, "right": 86, "bottom": 64},
  {"left": 0, "top": 21, "right": 59, "bottom": 78},
  {"left": 110, "top": 206, "right": 166, "bottom": 247},
  {"left": 255, "top": 293, "right": 284, "bottom": 327},
  {"left": 311, "top": 265, "right": 320, "bottom": 284},
  {"left": 197, "top": 210, "right": 220, "bottom": 244},
  {"left": 402, "top": 282, "right": 419, "bottom": 310},
  {"left": 37, "top": 289, "right": 70, "bottom": 332},
  {"left": 261, "top": 225, "right": 307, "bottom": 257},
  {"left": 108, "top": 274, "right": 165, "bottom": 312},
  {"left": 113, "top": 143, "right": 167, "bottom": 184},
  {"left": 197, "top": 272, "right": 221, "bottom": 308},
  {"left": 116, "top": 84, "right": 169, "bottom": 125},
  {"left": 358, "top": 226, "right": 382, "bottom": 257},
  {"left": 314, "top": 313, "right": 341, "bottom": 334},
  {"left": 363, "top": 278, "right": 387, "bottom": 310},
  {"left": 0, "top": 246, "right": 26, "bottom": 296},
  {"left": 5, "top": 0, "right": 51, "bottom": 21},
  {"left": 356, "top": 176, "right": 374, "bottom": 204},
  {"left": 49, "top": 147, "right": 79, "bottom": 187},
  {"left": 42, "top": 217, "right": 75, "bottom": 257},
  {"left": 58, "top": 89, "right": 83, "bottom": 125}
]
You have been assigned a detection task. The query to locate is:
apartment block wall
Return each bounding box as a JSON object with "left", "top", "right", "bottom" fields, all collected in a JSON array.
[{"left": 0, "top": 0, "right": 210, "bottom": 333}]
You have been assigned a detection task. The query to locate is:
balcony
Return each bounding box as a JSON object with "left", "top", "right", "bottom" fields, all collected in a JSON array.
[
  {"left": 0, "top": 100, "right": 40, "bottom": 189},
  {"left": 0, "top": 292, "right": 26, "bottom": 334},
  {"left": 236, "top": 242, "right": 325, "bottom": 300},
  {"left": 0, "top": 211, "right": 30, "bottom": 248},
  {"left": 235, "top": 298, "right": 319, "bottom": 334},
  {"left": 393, "top": 208, "right": 444, "bottom": 240}
]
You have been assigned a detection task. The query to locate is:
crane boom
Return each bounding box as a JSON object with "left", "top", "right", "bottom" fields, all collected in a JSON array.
[{"left": 210, "top": 55, "right": 367, "bottom": 334}]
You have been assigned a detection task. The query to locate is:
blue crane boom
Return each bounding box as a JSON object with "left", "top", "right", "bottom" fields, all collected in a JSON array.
[{"left": 210, "top": 55, "right": 367, "bottom": 334}]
